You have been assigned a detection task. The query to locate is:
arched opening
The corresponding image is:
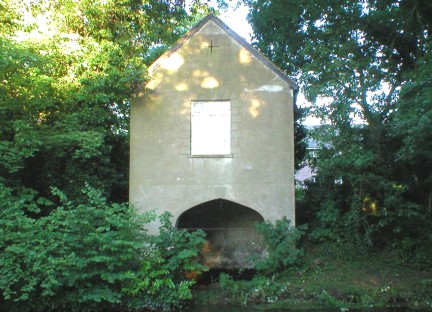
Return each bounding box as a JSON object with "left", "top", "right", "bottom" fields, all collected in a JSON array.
[{"left": 177, "top": 199, "right": 265, "bottom": 268}]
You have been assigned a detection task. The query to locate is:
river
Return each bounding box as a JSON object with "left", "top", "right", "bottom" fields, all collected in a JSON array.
[{"left": 183, "top": 305, "right": 430, "bottom": 312}]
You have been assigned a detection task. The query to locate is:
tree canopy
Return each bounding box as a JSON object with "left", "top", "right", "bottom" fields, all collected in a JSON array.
[
  {"left": 0, "top": 0, "right": 213, "bottom": 203},
  {"left": 249, "top": 0, "right": 431, "bottom": 125},
  {"left": 248, "top": 0, "right": 432, "bottom": 249}
]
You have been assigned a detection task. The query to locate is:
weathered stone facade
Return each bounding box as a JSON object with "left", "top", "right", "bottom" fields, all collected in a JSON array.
[{"left": 130, "top": 15, "right": 297, "bottom": 267}]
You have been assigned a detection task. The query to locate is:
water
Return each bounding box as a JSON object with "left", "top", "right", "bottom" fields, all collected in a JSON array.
[
  {"left": 184, "top": 306, "right": 330, "bottom": 312},
  {"left": 183, "top": 306, "right": 428, "bottom": 312}
]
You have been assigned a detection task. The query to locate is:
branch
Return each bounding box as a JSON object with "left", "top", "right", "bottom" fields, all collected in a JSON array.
[
  {"left": 358, "top": 80, "right": 377, "bottom": 126},
  {"left": 380, "top": 82, "right": 398, "bottom": 120}
]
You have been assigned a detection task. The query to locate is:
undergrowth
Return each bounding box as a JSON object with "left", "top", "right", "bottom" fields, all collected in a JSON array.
[{"left": 193, "top": 242, "right": 432, "bottom": 310}]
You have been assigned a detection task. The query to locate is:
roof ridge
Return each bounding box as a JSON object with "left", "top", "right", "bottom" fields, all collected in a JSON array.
[{"left": 149, "top": 14, "right": 298, "bottom": 90}]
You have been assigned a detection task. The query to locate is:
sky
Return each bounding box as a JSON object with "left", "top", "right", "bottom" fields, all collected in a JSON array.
[
  {"left": 218, "top": 5, "right": 254, "bottom": 42},
  {"left": 215, "top": 5, "right": 320, "bottom": 126}
]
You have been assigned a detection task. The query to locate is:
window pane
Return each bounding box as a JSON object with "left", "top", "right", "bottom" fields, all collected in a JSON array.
[{"left": 191, "top": 101, "right": 231, "bottom": 155}]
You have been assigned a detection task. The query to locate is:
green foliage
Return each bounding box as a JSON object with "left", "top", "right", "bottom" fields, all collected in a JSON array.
[
  {"left": 248, "top": 0, "right": 432, "bottom": 250},
  {"left": 393, "top": 235, "right": 432, "bottom": 269},
  {"left": 390, "top": 41, "right": 432, "bottom": 221},
  {"left": 302, "top": 125, "right": 427, "bottom": 247},
  {"left": 0, "top": 0, "right": 22, "bottom": 34},
  {"left": 218, "top": 273, "right": 291, "bottom": 306},
  {"left": 125, "top": 212, "right": 207, "bottom": 310},
  {"left": 294, "top": 104, "right": 308, "bottom": 170},
  {"left": 197, "top": 241, "right": 432, "bottom": 310},
  {"left": 0, "top": 184, "right": 144, "bottom": 310},
  {"left": 290, "top": 242, "right": 432, "bottom": 309},
  {"left": 154, "top": 212, "right": 207, "bottom": 280},
  {"left": 0, "top": 0, "right": 203, "bottom": 203},
  {"left": 0, "top": 184, "right": 206, "bottom": 311},
  {"left": 254, "top": 218, "right": 305, "bottom": 275}
]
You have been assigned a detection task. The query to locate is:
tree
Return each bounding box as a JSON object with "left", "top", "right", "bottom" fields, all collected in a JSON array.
[
  {"left": 0, "top": 0, "right": 205, "bottom": 203},
  {"left": 247, "top": 0, "right": 432, "bottom": 246},
  {"left": 390, "top": 42, "right": 432, "bottom": 223}
]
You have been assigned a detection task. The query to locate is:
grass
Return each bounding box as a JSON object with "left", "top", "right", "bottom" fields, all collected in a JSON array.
[{"left": 191, "top": 242, "right": 432, "bottom": 310}]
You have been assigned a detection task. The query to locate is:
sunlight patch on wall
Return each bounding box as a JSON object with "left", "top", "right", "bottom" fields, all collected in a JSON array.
[
  {"left": 147, "top": 72, "right": 164, "bottom": 90},
  {"left": 248, "top": 99, "right": 265, "bottom": 118},
  {"left": 239, "top": 48, "right": 252, "bottom": 64},
  {"left": 160, "top": 53, "right": 184, "bottom": 72},
  {"left": 175, "top": 82, "right": 189, "bottom": 91},
  {"left": 201, "top": 41, "right": 210, "bottom": 49},
  {"left": 193, "top": 69, "right": 209, "bottom": 77},
  {"left": 256, "top": 85, "right": 283, "bottom": 92},
  {"left": 180, "top": 99, "right": 191, "bottom": 115},
  {"left": 201, "top": 77, "right": 219, "bottom": 89}
]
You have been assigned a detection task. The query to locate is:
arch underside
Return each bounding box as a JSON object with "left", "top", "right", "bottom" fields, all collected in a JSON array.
[{"left": 177, "top": 199, "right": 266, "bottom": 268}]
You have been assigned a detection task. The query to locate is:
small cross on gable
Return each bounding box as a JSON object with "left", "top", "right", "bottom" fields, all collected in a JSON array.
[{"left": 205, "top": 39, "right": 220, "bottom": 54}]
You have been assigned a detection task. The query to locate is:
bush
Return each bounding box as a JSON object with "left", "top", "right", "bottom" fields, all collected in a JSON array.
[
  {"left": 125, "top": 212, "right": 207, "bottom": 310},
  {"left": 0, "top": 184, "right": 206, "bottom": 311},
  {"left": 254, "top": 217, "right": 305, "bottom": 275}
]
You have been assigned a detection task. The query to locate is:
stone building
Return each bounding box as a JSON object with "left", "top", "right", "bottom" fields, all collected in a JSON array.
[{"left": 130, "top": 14, "right": 298, "bottom": 267}]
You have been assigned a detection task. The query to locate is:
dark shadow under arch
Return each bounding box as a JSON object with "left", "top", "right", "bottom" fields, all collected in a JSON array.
[
  {"left": 177, "top": 199, "right": 264, "bottom": 230},
  {"left": 176, "top": 199, "right": 265, "bottom": 268}
]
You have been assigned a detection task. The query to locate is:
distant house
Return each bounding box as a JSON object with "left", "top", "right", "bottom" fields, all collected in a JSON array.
[
  {"left": 295, "top": 129, "right": 319, "bottom": 187},
  {"left": 129, "top": 15, "right": 298, "bottom": 268}
]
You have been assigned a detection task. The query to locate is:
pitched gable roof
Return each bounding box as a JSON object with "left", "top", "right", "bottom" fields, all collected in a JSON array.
[{"left": 149, "top": 14, "right": 298, "bottom": 91}]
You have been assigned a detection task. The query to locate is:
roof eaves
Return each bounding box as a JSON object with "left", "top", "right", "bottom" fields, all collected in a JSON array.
[
  {"left": 207, "top": 15, "right": 298, "bottom": 91},
  {"left": 149, "top": 14, "right": 298, "bottom": 91}
]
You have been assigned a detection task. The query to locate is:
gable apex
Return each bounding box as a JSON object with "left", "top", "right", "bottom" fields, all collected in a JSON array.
[{"left": 149, "top": 14, "right": 298, "bottom": 91}]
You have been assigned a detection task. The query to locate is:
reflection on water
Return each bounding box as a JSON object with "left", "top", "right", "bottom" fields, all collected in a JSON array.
[{"left": 183, "top": 306, "right": 430, "bottom": 312}]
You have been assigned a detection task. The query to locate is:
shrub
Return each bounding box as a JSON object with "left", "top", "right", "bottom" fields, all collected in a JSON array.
[
  {"left": 0, "top": 184, "right": 206, "bottom": 311},
  {"left": 254, "top": 217, "right": 305, "bottom": 275},
  {"left": 125, "top": 212, "right": 207, "bottom": 310}
]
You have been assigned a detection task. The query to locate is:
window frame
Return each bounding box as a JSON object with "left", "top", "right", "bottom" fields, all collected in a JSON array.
[{"left": 190, "top": 100, "right": 232, "bottom": 157}]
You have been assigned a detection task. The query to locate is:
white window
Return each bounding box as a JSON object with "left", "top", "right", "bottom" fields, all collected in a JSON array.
[{"left": 191, "top": 101, "right": 231, "bottom": 155}]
